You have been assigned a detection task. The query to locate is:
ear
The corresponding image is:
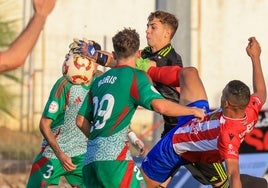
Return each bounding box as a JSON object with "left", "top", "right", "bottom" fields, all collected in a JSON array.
[
  {"left": 165, "top": 30, "right": 171, "bottom": 38},
  {"left": 164, "top": 27, "right": 172, "bottom": 39},
  {"left": 225, "top": 100, "right": 232, "bottom": 108},
  {"left": 137, "top": 50, "right": 141, "bottom": 58},
  {"left": 112, "top": 51, "right": 116, "bottom": 60}
]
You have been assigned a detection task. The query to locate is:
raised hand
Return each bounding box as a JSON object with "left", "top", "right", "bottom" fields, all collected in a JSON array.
[
  {"left": 69, "top": 38, "right": 98, "bottom": 59},
  {"left": 246, "top": 37, "right": 261, "bottom": 59}
]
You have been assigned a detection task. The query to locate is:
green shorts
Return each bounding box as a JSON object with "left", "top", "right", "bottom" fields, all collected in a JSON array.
[
  {"left": 26, "top": 153, "right": 85, "bottom": 188},
  {"left": 83, "top": 160, "right": 146, "bottom": 188}
]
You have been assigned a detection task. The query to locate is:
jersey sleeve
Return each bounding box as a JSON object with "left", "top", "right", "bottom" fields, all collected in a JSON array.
[
  {"left": 131, "top": 70, "right": 163, "bottom": 110},
  {"left": 218, "top": 129, "right": 240, "bottom": 160},
  {"left": 42, "top": 77, "right": 70, "bottom": 120},
  {"left": 147, "top": 66, "right": 181, "bottom": 87},
  {"left": 249, "top": 95, "right": 264, "bottom": 112}
]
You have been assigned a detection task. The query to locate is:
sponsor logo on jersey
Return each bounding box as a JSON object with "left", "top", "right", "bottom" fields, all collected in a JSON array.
[
  {"left": 227, "top": 143, "right": 237, "bottom": 156},
  {"left": 239, "top": 121, "right": 255, "bottom": 139}
]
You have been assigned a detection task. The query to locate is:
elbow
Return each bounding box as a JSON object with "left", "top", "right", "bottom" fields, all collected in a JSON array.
[
  {"left": 154, "top": 106, "right": 168, "bottom": 115},
  {"left": 1, "top": 52, "right": 26, "bottom": 71},
  {"left": 17, "top": 60, "right": 26, "bottom": 67},
  {"left": 151, "top": 99, "right": 168, "bottom": 114}
]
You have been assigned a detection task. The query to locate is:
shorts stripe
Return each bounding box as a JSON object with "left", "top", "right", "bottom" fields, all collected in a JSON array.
[
  {"left": 222, "top": 180, "right": 230, "bottom": 188},
  {"left": 119, "top": 160, "right": 134, "bottom": 188},
  {"left": 30, "top": 157, "right": 49, "bottom": 175},
  {"left": 117, "top": 144, "right": 129, "bottom": 160},
  {"left": 213, "top": 163, "right": 227, "bottom": 181}
]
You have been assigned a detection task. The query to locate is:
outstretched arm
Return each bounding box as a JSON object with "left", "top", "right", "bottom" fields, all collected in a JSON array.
[
  {"left": 152, "top": 98, "right": 205, "bottom": 121},
  {"left": 0, "top": 0, "right": 56, "bottom": 72},
  {"left": 147, "top": 66, "right": 181, "bottom": 87},
  {"left": 246, "top": 37, "right": 266, "bottom": 103},
  {"left": 224, "top": 37, "right": 266, "bottom": 188}
]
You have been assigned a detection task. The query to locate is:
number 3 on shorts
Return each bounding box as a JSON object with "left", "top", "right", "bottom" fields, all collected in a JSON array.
[{"left": 43, "top": 164, "right": 54, "bottom": 179}]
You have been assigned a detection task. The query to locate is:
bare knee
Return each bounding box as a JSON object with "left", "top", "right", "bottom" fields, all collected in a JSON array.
[
  {"left": 180, "top": 67, "right": 200, "bottom": 87},
  {"left": 181, "top": 67, "right": 198, "bottom": 79}
]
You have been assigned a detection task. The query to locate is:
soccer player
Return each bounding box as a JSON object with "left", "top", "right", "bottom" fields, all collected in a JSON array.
[
  {"left": 140, "top": 37, "right": 267, "bottom": 188},
  {"left": 76, "top": 28, "right": 205, "bottom": 188},
  {"left": 0, "top": 0, "right": 56, "bottom": 72},
  {"left": 26, "top": 42, "right": 100, "bottom": 188},
  {"left": 141, "top": 10, "right": 233, "bottom": 188},
  {"left": 141, "top": 10, "right": 183, "bottom": 136}
]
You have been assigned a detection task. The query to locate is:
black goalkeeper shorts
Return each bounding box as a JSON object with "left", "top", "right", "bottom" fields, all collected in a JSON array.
[
  {"left": 184, "top": 162, "right": 227, "bottom": 185},
  {"left": 184, "top": 163, "right": 268, "bottom": 188}
]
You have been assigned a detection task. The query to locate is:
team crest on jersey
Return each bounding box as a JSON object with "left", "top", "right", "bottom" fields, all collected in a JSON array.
[{"left": 48, "top": 101, "right": 59, "bottom": 113}]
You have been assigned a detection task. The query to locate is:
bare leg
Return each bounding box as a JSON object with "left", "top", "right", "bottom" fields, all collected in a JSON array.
[
  {"left": 179, "top": 67, "right": 208, "bottom": 106},
  {"left": 140, "top": 168, "right": 162, "bottom": 188},
  {"left": 159, "top": 177, "right": 172, "bottom": 187}
]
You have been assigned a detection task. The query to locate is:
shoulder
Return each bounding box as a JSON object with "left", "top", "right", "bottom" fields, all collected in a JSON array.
[
  {"left": 246, "top": 95, "right": 264, "bottom": 113},
  {"left": 120, "top": 66, "right": 148, "bottom": 80},
  {"left": 250, "top": 95, "right": 264, "bottom": 107},
  {"left": 52, "top": 76, "right": 72, "bottom": 98},
  {"left": 54, "top": 76, "right": 70, "bottom": 85}
]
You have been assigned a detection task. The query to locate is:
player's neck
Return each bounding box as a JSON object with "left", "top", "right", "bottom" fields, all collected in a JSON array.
[
  {"left": 223, "top": 108, "right": 246, "bottom": 119},
  {"left": 151, "top": 42, "right": 171, "bottom": 53},
  {"left": 117, "top": 57, "right": 137, "bottom": 68}
]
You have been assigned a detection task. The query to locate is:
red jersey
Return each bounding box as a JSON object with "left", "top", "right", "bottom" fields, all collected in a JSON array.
[{"left": 172, "top": 96, "right": 263, "bottom": 163}]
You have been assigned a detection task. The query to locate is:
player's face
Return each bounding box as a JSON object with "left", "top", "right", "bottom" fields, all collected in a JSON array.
[{"left": 146, "top": 18, "right": 170, "bottom": 52}]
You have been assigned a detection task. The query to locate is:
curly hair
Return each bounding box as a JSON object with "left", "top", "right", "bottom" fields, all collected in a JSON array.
[{"left": 112, "top": 28, "right": 140, "bottom": 60}]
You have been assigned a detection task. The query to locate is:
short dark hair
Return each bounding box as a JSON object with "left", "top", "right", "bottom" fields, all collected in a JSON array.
[
  {"left": 148, "top": 10, "right": 179, "bottom": 39},
  {"left": 224, "top": 80, "right": 250, "bottom": 109},
  {"left": 112, "top": 28, "right": 140, "bottom": 59}
]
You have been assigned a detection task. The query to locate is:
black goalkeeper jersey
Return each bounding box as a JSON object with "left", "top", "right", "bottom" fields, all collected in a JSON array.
[{"left": 141, "top": 44, "right": 183, "bottom": 134}]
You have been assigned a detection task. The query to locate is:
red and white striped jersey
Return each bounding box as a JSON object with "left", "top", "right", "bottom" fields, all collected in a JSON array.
[{"left": 172, "top": 96, "right": 263, "bottom": 163}]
